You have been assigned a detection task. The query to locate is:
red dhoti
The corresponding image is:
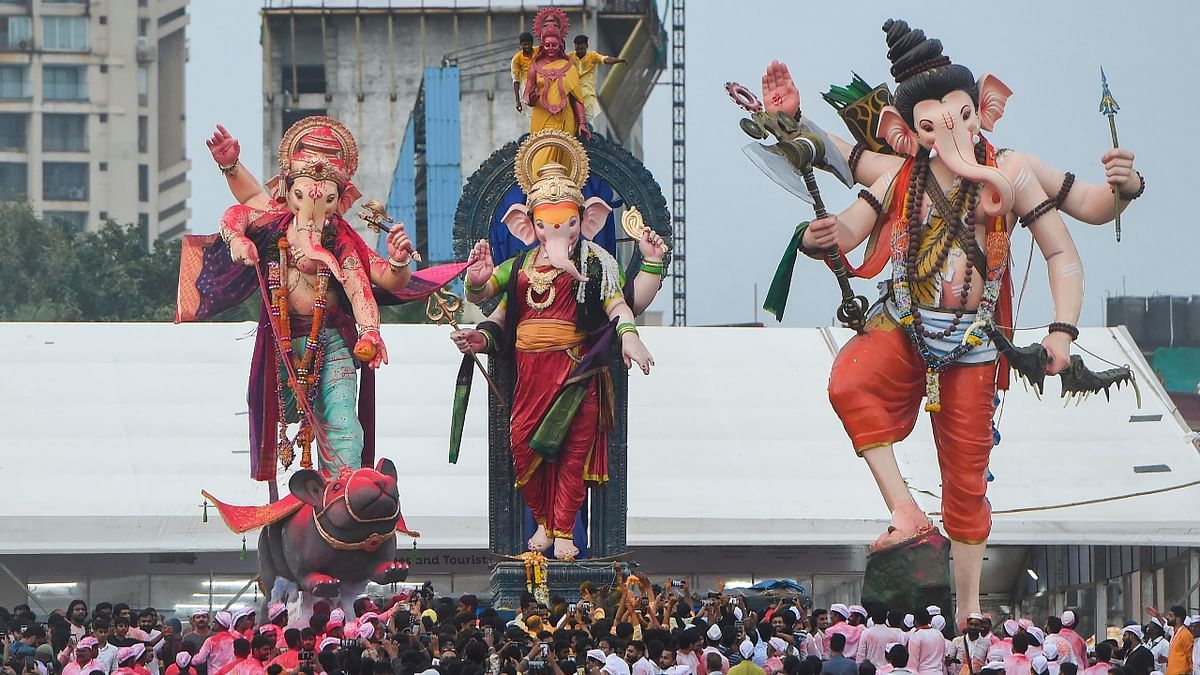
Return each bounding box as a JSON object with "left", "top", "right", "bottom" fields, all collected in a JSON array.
[
  {"left": 509, "top": 271, "right": 609, "bottom": 540},
  {"left": 827, "top": 319, "right": 996, "bottom": 544}
]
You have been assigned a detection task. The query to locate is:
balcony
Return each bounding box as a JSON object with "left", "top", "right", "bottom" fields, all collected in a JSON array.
[{"left": 136, "top": 44, "right": 156, "bottom": 63}]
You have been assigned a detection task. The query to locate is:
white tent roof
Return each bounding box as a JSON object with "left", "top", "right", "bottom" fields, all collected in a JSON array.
[{"left": 1, "top": 322, "right": 1197, "bottom": 554}]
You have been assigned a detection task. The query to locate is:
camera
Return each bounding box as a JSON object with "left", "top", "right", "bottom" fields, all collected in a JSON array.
[
  {"left": 671, "top": 580, "right": 685, "bottom": 588},
  {"left": 431, "top": 659, "right": 441, "bottom": 667},
  {"left": 703, "top": 599, "right": 714, "bottom": 607},
  {"left": 299, "top": 651, "right": 314, "bottom": 663},
  {"left": 528, "top": 660, "right": 547, "bottom": 672},
  {"left": 340, "top": 639, "right": 356, "bottom": 649},
  {"left": 734, "top": 621, "right": 744, "bottom": 633},
  {"left": 484, "top": 627, "right": 493, "bottom": 637},
  {"left": 568, "top": 603, "right": 576, "bottom": 614}
]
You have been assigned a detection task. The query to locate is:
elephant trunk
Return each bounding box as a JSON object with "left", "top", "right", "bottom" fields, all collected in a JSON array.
[
  {"left": 934, "top": 128, "right": 1014, "bottom": 218},
  {"left": 291, "top": 201, "right": 345, "bottom": 282},
  {"left": 543, "top": 237, "right": 586, "bottom": 282}
]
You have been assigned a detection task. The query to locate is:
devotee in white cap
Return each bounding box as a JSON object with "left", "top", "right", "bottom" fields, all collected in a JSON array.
[{"left": 1060, "top": 612, "right": 1089, "bottom": 666}]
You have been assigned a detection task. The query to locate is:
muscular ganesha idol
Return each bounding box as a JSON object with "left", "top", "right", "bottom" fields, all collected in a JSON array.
[
  {"left": 760, "top": 20, "right": 1143, "bottom": 626},
  {"left": 177, "top": 116, "right": 464, "bottom": 481}
]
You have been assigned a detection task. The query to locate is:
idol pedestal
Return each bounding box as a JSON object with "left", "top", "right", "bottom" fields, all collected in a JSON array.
[
  {"left": 861, "top": 528, "right": 952, "bottom": 619},
  {"left": 490, "top": 560, "right": 632, "bottom": 609}
]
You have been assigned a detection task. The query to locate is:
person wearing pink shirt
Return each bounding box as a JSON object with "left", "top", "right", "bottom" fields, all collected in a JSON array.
[
  {"left": 1003, "top": 634, "right": 1033, "bottom": 675},
  {"left": 907, "top": 610, "right": 946, "bottom": 675},
  {"left": 1082, "top": 641, "right": 1115, "bottom": 675},
  {"left": 859, "top": 608, "right": 905, "bottom": 668},
  {"left": 1060, "top": 612, "right": 1089, "bottom": 667},
  {"left": 59, "top": 637, "right": 101, "bottom": 675},
  {"left": 827, "top": 605, "right": 864, "bottom": 663},
  {"left": 192, "top": 613, "right": 236, "bottom": 675}
]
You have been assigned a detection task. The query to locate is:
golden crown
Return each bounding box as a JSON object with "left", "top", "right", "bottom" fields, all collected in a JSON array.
[{"left": 514, "top": 130, "right": 590, "bottom": 210}]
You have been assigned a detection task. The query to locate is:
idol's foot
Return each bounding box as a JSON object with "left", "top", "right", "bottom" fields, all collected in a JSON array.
[
  {"left": 552, "top": 537, "right": 579, "bottom": 560},
  {"left": 869, "top": 502, "right": 934, "bottom": 552},
  {"left": 527, "top": 525, "right": 551, "bottom": 552}
]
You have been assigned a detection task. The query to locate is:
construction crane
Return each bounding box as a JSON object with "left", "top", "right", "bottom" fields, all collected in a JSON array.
[{"left": 670, "top": 0, "right": 686, "bottom": 326}]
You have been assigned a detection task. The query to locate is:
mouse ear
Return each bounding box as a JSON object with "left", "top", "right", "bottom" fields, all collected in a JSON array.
[
  {"left": 288, "top": 470, "right": 326, "bottom": 506},
  {"left": 375, "top": 458, "right": 397, "bottom": 481}
]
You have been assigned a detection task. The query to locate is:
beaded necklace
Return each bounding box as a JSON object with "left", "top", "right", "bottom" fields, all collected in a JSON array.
[
  {"left": 522, "top": 249, "right": 563, "bottom": 313},
  {"left": 889, "top": 147, "right": 1009, "bottom": 411},
  {"left": 267, "top": 233, "right": 332, "bottom": 470}
]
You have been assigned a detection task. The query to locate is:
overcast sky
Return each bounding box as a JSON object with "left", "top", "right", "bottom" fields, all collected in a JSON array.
[{"left": 187, "top": 1, "right": 1199, "bottom": 328}]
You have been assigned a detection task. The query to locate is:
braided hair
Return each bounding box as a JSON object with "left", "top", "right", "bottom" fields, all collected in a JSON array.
[{"left": 883, "top": 19, "right": 979, "bottom": 129}]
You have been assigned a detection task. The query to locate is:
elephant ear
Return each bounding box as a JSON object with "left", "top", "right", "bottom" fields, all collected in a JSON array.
[
  {"left": 977, "top": 74, "right": 1012, "bottom": 132},
  {"left": 502, "top": 204, "right": 536, "bottom": 245},
  {"left": 375, "top": 458, "right": 398, "bottom": 482},
  {"left": 877, "top": 106, "right": 918, "bottom": 157},
  {"left": 581, "top": 197, "right": 612, "bottom": 240},
  {"left": 288, "top": 469, "right": 326, "bottom": 507}
]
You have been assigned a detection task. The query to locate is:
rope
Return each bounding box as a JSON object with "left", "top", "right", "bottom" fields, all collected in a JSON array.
[{"left": 912, "top": 479, "right": 1200, "bottom": 516}]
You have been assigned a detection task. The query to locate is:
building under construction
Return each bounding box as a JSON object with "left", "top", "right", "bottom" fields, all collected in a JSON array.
[{"left": 259, "top": 0, "right": 666, "bottom": 265}]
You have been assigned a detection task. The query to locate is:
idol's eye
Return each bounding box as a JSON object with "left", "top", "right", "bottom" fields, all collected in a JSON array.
[
  {"left": 293, "top": 189, "right": 303, "bottom": 199},
  {"left": 961, "top": 106, "right": 972, "bottom": 122},
  {"left": 535, "top": 221, "right": 544, "bottom": 229},
  {"left": 326, "top": 194, "right": 336, "bottom": 203},
  {"left": 919, "top": 121, "right": 935, "bottom": 133}
]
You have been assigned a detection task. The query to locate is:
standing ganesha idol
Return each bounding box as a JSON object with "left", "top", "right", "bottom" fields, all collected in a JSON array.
[
  {"left": 450, "top": 130, "right": 660, "bottom": 561},
  {"left": 758, "top": 20, "right": 1143, "bottom": 625},
  {"left": 178, "top": 116, "right": 462, "bottom": 481}
]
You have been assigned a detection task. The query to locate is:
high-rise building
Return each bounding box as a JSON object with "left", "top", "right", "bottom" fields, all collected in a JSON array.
[{"left": 0, "top": 0, "right": 189, "bottom": 243}]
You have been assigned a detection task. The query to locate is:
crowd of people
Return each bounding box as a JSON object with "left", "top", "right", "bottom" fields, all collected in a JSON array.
[{"left": 1, "top": 573, "right": 1196, "bottom": 675}]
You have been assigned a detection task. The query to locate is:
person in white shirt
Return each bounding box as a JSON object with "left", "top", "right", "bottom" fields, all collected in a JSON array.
[
  {"left": 858, "top": 607, "right": 904, "bottom": 668},
  {"left": 1145, "top": 620, "right": 1170, "bottom": 673},
  {"left": 91, "top": 619, "right": 119, "bottom": 674},
  {"left": 908, "top": 610, "right": 947, "bottom": 675},
  {"left": 628, "top": 641, "right": 657, "bottom": 675},
  {"left": 948, "top": 614, "right": 992, "bottom": 675}
]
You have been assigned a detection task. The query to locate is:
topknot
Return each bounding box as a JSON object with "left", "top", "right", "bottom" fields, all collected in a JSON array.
[{"left": 882, "top": 19, "right": 949, "bottom": 83}]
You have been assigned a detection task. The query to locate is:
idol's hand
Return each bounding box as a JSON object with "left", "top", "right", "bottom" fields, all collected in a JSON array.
[
  {"left": 803, "top": 215, "right": 840, "bottom": 251},
  {"left": 465, "top": 240, "right": 494, "bottom": 287},
  {"left": 206, "top": 124, "right": 240, "bottom": 167},
  {"left": 761, "top": 60, "right": 801, "bottom": 118},
  {"left": 229, "top": 235, "right": 258, "bottom": 266},
  {"left": 621, "top": 333, "right": 654, "bottom": 375},
  {"left": 1041, "top": 331, "right": 1072, "bottom": 375},
  {"left": 451, "top": 329, "right": 487, "bottom": 354},
  {"left": 1101, "top": 148, "right": 1139, "bottom": 194},
  {"left": 385, "top": 222, "right": 414, "bottom": 264},
  {"left": 358, "top": 329, "right": 389, "bottom": 369},
  {"left": 578, "top": 124, "right": 594, "bottom": 142},
  {"left": 638, "top": 228, "right": 667, "bottom": 261}
]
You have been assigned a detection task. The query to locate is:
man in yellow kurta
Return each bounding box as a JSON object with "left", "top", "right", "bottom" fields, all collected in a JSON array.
[
  {"left": 510, "top": 32, "right": 538, "bottom": 114},
  {"left": 571, "top": 35, "right": 625, "bottom": 120}
]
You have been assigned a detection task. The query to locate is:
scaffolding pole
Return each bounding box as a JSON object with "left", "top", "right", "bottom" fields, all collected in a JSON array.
[{"left": 670, "top": 0, "right": 686, "bottom": 326}]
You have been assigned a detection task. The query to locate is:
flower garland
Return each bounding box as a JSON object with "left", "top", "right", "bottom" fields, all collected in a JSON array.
[
  {"left": 268, "top": 234, "right": 332, "bottom": 470},
  {"left": 889, "top": 152, "right": 1008, "bottom": 411}
]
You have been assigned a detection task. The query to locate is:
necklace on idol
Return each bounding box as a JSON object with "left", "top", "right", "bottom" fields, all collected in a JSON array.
[
  {"left": 267, "top": 231, "right": 332, "bottom": 470},
  {"left": 524, "top": 248, "right": 562, "bottom": 312}
]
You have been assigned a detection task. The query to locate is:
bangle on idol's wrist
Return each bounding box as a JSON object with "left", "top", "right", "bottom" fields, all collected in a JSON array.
[
  {"left": 465, "top": 278, "right": 488, "bottom": 293},
  {"left": 219, "top": 225, "right": 237, "bottom": 244},
  {"left": 218, "top": 160, "right": 239, "bottom": 177},
  {"left": 1048, "top": 321, "right": 1079, "bottom": 341},
  {"left": 639, "top": 258, "right": 666, "bottom": 276},
  {"left": 1118, "top": 171, "right": 1145, "bottom": 201},
  {"left": 358, "top": 326, "right": 380, "bottom": 338},
  {"left": 616, "top": 321, "right": 638, "bottom": 338},
  {"left": 388, "top": 256, "right": 411, "bottom": 271}
]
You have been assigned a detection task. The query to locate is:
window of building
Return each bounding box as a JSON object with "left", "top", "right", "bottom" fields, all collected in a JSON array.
[
  {"left": 137, "top": 64, "right": 148, "bottom": 106},
  {"left": 42, "top": 113, "right": 87, "bottom": 152},
  {"left": 0, "top": 112, "right": 27, "bottom": 150},
  {"left": 138, "top": 164, "right": 148, "bottom": 202},
  {"left": 42, "top": 15, "right": 88, "bottom": 51},
  {"left": 43, "top": 65, "right": 87, "bottom": 100},
  {"left": 0, "top": 161, "right": 27, "bottom": 200},
  {"left": 42, "top": 210, "right": 87, "bottom": 233},
  {"left": 138, "top": 212, "right": 149, "bottom": 244},
  {"left": 281, "top": 64, "right": 327, "bottom": 95},
  {"left": 1, "top": 15, "right": 32, "bottom": 49},
  {"left": 43, "top": 161, "right": 88, "bottom": 201},
  {"left": 0, "top": 64, "right": 30, "bottom": 99},
  {"left": 138, "top": 18, "right": 148, "bottom": 38},
  {"left": 282, "top": 108, "right": 326, "bottom": 132},
  {"left": 138, "top": 115, "right": 148, "bottom": 153}
]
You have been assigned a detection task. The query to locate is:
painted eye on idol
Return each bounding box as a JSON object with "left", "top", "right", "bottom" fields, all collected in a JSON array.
[
  {"left": 920, "top": 121, "right": 934, "bottom": 133},
  {"left": 293, "top": 189, "right": 303, "bottom": 199},
  {"left": 961, "top": 106, "right": 972, "bottom": 122}
]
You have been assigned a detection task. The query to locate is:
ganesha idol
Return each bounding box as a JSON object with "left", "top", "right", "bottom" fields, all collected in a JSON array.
[
  {"left": 179, "top": 116, "right": 466, "bottom": 615},
  {"left": 450, "top": 130, "right": 668, "bottom": 561},
  {"left": 749, "top": 20, "right": 1144, "bottom": 626}
]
